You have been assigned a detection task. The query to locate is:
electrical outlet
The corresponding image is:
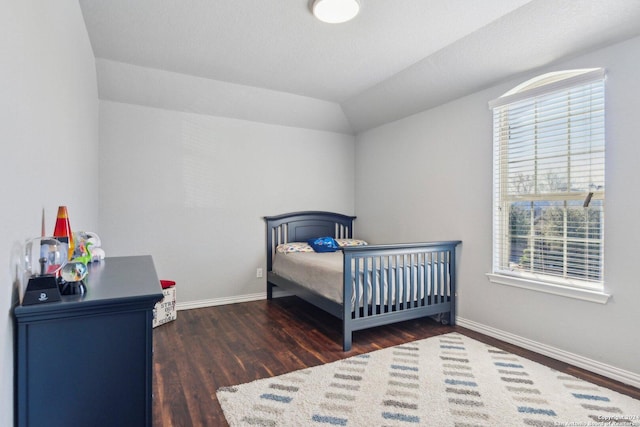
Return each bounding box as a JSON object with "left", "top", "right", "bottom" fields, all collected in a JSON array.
[{"left": 256, "top": 268, "right": 263, "bottom": 278}]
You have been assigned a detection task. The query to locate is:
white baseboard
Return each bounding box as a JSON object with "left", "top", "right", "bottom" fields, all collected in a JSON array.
[
  {"left": 176, "top": 292, "right": 266, "bottom": 311},
  {"left": 457, "top": 317, "right": 640, "bottom": 389},
  {"left": 175, "top": 289, "right": 294, "bottom": 311}
]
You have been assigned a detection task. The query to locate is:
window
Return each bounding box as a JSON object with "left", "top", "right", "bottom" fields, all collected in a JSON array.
[{"left": 488, "top": 68, "right": 608, "bottom": 303}]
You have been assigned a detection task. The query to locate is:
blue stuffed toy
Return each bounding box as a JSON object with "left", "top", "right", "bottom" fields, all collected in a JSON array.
[{"left": 308, "top": 236, "right": 339, "bottom": 252}]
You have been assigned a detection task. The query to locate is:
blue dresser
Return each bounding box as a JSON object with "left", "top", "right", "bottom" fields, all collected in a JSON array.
[{"left": 14, "top": 255, "right": 163, "bottom": 427}]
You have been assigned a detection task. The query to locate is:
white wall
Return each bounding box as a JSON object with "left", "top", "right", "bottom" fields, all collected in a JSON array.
[
  {"left": 96, "top": 59, "right": 354, "bottom": 134},
  {"left": 0, "top": 1, "right": 99, "bottom": 424},
  {"left": 355, "top": 36, "right": 640, "bottom": 377},
  {"left": 99, "top": 101, "right": 355, "bottom": 304}
]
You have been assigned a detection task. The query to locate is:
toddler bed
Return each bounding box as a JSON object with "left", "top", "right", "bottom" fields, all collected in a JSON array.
[{"left": 264, "top": 211, "right": 461, "bottom": 351}]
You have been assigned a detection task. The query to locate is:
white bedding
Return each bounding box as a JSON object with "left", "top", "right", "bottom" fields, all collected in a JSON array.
[
  {"left": 273, "top": 251, "right": 344, "bottom": 303},
  {"left": 272, "top": 251, "right": 449, "bottom": 307}
]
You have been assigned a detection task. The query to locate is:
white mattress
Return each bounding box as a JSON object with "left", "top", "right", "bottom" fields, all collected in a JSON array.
[
  {"left": 272, "top": 251, "right": 449, "bottom": 307},
  {"left": 273, "top": 251, "right": 344, "bottom": 303}
]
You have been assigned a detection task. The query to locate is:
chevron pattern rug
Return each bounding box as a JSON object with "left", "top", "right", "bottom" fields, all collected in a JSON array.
[{"left": 217, "top": 333, "right": 640, "bottom": 426}]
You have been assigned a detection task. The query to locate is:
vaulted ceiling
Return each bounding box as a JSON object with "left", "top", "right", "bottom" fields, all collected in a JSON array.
[{"left": 79, "top": 0, "right": 640, "bottom": 134}]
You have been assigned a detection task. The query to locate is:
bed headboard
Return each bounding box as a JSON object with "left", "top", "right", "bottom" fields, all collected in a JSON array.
[{"left": 264, "top": 211, "right": 356, "bottom": 271}]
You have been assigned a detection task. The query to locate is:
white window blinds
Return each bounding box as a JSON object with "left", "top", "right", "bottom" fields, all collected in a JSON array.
[{"left": 491, "top": 69, "right": 605, "bottom": 289}]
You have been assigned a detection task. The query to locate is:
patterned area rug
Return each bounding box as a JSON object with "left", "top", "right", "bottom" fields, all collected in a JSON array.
[{"left": 217, "top": 333, "right": 640, "bottom": 426}]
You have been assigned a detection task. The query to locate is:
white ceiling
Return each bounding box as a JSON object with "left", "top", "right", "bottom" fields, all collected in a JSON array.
[{"left": 79, "top": 0, "right": 640, "bottom": 134}]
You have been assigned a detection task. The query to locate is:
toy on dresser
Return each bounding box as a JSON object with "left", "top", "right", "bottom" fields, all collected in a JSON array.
[{"left": 73, "top": 231, "right": 106, "bottom": 262}]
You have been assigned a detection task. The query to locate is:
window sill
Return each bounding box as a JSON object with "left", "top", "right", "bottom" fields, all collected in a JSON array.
[{"left": 486, "top": 273, "right": 610, "bottom": 304}]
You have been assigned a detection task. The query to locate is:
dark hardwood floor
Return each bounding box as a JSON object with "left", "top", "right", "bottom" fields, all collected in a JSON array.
[{"left": 152, "top": 296, "right": 640, "bottom": 426}]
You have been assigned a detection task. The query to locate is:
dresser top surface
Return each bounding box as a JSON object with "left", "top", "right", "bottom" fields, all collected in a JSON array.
[{"left": 14, "top": 255, "right": 163, "bottom": 318}]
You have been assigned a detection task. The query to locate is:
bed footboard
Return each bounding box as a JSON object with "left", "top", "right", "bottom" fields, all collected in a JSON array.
[{"left": 341, "top": 241, "right": 461, "bottom": 351}]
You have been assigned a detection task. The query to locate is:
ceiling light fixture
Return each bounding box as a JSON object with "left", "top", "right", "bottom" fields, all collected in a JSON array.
[{"left": 312, "top": 0, "right": 360, "bottom": 24}]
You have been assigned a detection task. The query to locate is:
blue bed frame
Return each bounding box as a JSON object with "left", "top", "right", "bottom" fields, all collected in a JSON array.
[{"left": 265, "top": 211, "right": 461, "bottom": 351}]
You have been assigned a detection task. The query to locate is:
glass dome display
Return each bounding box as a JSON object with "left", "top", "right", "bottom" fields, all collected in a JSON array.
[{"left": 24, "top": 237, "right": 68, "bottom": 277}]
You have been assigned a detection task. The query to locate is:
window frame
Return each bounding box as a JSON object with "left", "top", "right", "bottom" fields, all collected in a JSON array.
[{"left": 487, "top": 68, "right": 610, "bottom": 304}]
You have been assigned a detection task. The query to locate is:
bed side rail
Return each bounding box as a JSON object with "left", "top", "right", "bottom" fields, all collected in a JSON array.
[{"left": 342, "top": 240, "right": 462, "bottom": 321}]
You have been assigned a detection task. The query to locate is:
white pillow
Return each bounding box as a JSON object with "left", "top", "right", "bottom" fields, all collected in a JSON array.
[
  {"left": 276, "top": 242, "right": 314, "bottom": 254},
  {"left": 335, "top": 238, "right": 368, "bottom": 247}
]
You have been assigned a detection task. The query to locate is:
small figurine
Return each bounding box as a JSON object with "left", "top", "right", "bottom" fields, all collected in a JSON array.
[{"left": 73, "top": 231, "right": 105, "bottom": 262}]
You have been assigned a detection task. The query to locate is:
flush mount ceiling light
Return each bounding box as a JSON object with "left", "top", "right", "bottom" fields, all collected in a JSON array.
[{"left": 312, "top": 0, "right": 360, "bottom": 24}]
